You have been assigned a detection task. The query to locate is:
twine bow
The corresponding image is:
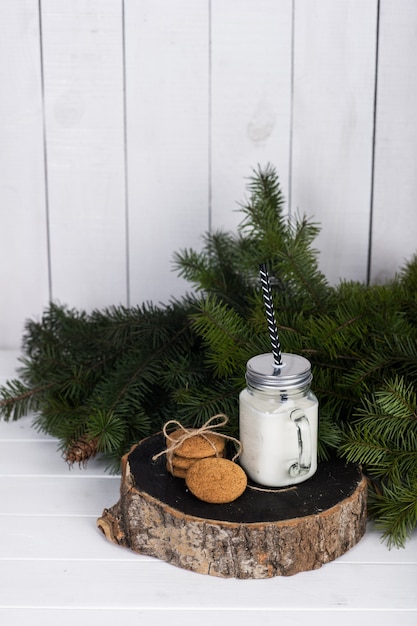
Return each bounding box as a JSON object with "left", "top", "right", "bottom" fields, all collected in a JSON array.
[{"left": 152, "top": 413, "right": 242, "bottom": 472}]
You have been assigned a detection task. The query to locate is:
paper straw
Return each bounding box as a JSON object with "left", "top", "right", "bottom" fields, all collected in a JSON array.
[{"left": 259, "top": 263, "right": 282, "bottom": 367}]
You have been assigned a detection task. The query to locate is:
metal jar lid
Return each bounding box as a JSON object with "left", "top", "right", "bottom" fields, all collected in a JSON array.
[{"left": 245, "top": 352, "right": 312, "bottom": 390}]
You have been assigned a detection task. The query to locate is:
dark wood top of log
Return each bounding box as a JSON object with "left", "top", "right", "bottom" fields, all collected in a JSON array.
[{"left": 127, "top": 433, "right": 363, "bottom": 524}]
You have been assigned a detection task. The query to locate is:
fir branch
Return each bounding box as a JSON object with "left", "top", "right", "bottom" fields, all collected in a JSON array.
[
  {"left": 1, "top": 163, "right": 417, "bottom": 546},
  {"left": 173, "top": 378, "right": 241, "bottom": 432},
  {"left": 86, "top": 410, "right": 127, "bottom": 454},
  {"left": 173, "top": 232, "right": 252, "bottom": 312},
  {"left": 190, "top": 295, "right": 254, "bottom": 377},
  {"left": 272, "top": 215, "right": 330, "bottom": 312},
  {"left": 317, "top": 411, "right": 343, "bottom": 460},
  {"left": 340, "top": 375, "right": 417, "bottom": 546},
  {"left": 238, "top": 163, "right": 287, "bottom": 238},
  {"left": 0, "top": 379, "right": 54, "bottom": 421},
  {"left": 368, "top": 480, "right": 417, "bottom": 548}
]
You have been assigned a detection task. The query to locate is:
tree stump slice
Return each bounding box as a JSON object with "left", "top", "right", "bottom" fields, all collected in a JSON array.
[{"left": 97, "top": 433, "right": 367, "bottom": 579}]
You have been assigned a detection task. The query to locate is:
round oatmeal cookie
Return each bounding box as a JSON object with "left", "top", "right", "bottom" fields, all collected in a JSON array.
[
  {"left": 185, "top": 457, "right": 247, "bottom": 504},
  {"left": 166, "top": 429, "right": 226, "bottom": 459},
  {"left": 166, "top": 448, "right": 227, "bottom": 477},
  {"left": 170, "top": 454, "right": 196, "bottom": 470},
  {"left": 171, "top": 447, "right": 226, "bottom": 470},
  {"left": 166, "top": 462, "right": 188, "bottom": 478}
]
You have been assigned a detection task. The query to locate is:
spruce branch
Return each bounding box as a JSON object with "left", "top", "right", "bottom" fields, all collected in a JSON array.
[
  {"left": 86, "top": 409, "right": 127, "bottom": 455},
  {"left": 238, "top": 163, "right": 287, "bottom": 238},
  {"left": 1, "top": 164, "right": 417, "bottom": 546},
  {"left": 190, "top": 295, "right": 256, "bottom": 378},
  {"left": 0, "top": 379, "right": 54, "bottom": 421},
  {"left": 368, "top": 480, "right": 417, "bottom": 549},
  {"left": 340, "top": 376, "right": 417, "bottom": 545}
]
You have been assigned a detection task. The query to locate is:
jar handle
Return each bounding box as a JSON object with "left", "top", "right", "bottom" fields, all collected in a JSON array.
[{"left": 289, "top": 409, "right": 312, "bottom": 477}]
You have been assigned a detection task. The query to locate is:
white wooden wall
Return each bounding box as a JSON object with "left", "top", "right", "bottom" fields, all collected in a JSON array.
[{"left": 1, "top": 0, "right": 416, "bottom": 349}]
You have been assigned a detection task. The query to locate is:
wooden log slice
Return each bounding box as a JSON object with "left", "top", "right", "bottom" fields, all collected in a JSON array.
[{"left": 97, "top": 433, "right": 367, "bottom": 579}]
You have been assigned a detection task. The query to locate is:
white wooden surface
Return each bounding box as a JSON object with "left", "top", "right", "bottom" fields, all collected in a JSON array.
[
  {"left": 1, "top": 5, "right": 416, "bottom": 619},
  {"left": 0, "top": 350, "right": 416, "bottom": 625},
  {"left": 0, "top": 1, "right": 50, "bottom": 347},
  {"left": 1, "top": 1, "right": 417, "bottom": 349},
  {"left": 371, "top": 0, "right": 417, "bottom": 283},
  {"left": 291, "top": 0, "right": 378, "bottom": 284},
  {"left": 126, "top": 0, "right": 210, "bottom": 306},
  {"left": 42, "top": 0, "right": 128, "bottom": 309}
]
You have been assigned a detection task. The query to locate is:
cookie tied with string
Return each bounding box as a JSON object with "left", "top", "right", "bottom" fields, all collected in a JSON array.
[
  {"left": 153, "top": 414, "right": 242, "bottom": 480},
  {"left": 166, "top": 449, "right": 226, "bottom": 478},
  {"left": 165, "top": 429, "right": 226, "bottom": 459}
]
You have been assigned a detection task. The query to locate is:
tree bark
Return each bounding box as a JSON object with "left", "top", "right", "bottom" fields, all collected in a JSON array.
[{"left": 97, "top": 433, "right": 367, "bottom": 578}]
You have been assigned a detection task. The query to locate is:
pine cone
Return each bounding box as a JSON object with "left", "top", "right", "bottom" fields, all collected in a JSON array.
[{"left": 65, "top": 436, "right": 99, "bottom": 468}]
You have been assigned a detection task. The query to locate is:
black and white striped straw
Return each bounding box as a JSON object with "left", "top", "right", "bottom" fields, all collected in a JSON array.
[{"left": 259, "top": 263, "right": 282, "bottom": 367}]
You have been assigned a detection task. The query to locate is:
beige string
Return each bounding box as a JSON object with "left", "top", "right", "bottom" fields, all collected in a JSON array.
[{"left": 152, "top": 413, "right": 242, "bottom": 473}]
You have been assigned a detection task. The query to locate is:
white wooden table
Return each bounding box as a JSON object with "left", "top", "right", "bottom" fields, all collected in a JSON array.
[{"left": 0, "top": 349, "right": 416, "bottom": 625}]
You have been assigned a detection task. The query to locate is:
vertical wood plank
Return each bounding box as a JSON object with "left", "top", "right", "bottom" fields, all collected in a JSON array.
[
  {"left": 0, "top": 1, "right": 49, "bottom": 348},
  {"left": 371, "top": 0, "right": 417, "bottom": 283},
  {"left": 126, "top": 0, "right": 210, "bottom": 306},
  {"left": 211, "top": 0, "right": 293, "bottom": 233},
  {"left": 291, "top": 0, "right": 378, "bottom": 284},
  {"left": 42, "top": 0, "right": 127, "bottom": 310}
]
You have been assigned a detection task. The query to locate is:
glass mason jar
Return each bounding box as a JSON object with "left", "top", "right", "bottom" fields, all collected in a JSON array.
[{"left": 239, "top": 352, "right": 318, "bottom": 487}]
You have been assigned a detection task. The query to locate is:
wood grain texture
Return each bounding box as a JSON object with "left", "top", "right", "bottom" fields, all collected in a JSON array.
[
  {"left": 291, "top": 0, "right": 378, "bottom": 283},
  {"left": 0, "top": 349, "right": 416, "bottom": 623},
  {"left": 0, "top": 1, "right": 416, "bottom": 353},
  {"left": 42, "top": 0, "right": 127, "bottom": 309},
  {"left": 371, "top": 0, "right": 417, "bottom": 283},
  {"left": 0, "top": 1, "right": 49, "bottom": 348},
  {"left": 1, "top": 560, "right": 417, "bottom": 611},
  {"left": 98, "top": 436, "right": 367, "bottom": 578},
  {"left": 210, "top": 0, "right": 293, "bottom": 233},
  {"left": 0, "top": 475, "right": 120, "bottom": 515},
  {"left": 126, "top": 0, "right": 210, "bottom": 306},
  {"left": 1, "top": 611, "right": 417, "bottom": 626}
]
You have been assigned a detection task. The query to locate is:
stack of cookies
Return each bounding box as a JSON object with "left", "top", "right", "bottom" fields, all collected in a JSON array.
[
  {"left": 165, "top": 428, "right": 247, "bottom": 504},
  {"left": 165, "top": 428, "right": 226, "bottom": 478}
]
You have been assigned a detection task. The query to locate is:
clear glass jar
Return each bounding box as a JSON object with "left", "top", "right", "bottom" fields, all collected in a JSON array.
[{"left": 239, "top": 352, "right": 318, "bottom": 487}]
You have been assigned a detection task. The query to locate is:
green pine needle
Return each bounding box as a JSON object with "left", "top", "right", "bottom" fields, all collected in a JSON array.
[{"left": 1, "top": 164, "right": 417, "bottom": 547}]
